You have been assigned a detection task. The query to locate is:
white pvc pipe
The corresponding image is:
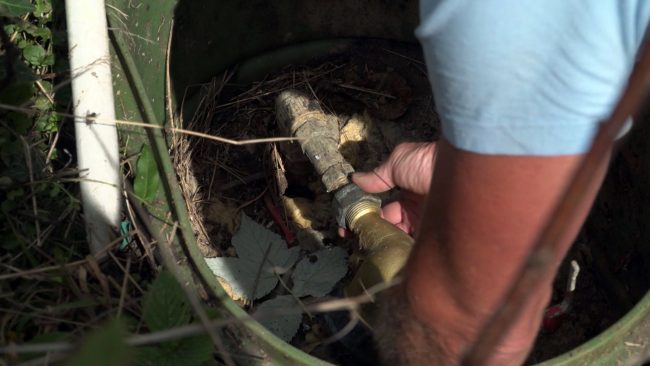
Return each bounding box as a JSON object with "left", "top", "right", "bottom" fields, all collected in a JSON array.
[{"left": 66, "top": 0, "right": 121, "bottom": 256}]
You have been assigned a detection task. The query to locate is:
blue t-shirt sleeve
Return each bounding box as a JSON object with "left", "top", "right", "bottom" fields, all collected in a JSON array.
[{"left": 417, "top": 0, "right": 650, "bottom": 155}]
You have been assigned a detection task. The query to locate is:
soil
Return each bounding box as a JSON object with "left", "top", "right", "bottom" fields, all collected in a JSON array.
[{"left": 176, "top": 39, "right": 648, "bottom": 364}]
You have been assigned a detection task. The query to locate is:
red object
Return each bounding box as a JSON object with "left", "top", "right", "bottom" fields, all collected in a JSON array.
[
  {"left": 264, "top": 193, "right": 295, "bottom": 245},
  {"left": 542, "top": 304, "right": 565, "bottom": 334}
]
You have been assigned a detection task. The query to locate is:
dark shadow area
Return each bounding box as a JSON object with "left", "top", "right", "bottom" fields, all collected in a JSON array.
[
  {"left": 170, "top": 0, "right": 419, "bottom": 114},
  {"left": 526, "top": 103, "right": 650, "bottom": 364}
]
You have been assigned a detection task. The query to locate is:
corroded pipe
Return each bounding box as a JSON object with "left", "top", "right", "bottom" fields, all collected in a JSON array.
[
  {"left": 276, "top": 90, "right": 414, "bottom": 325},
  {"left": 276, "top": 90, "right": 354, "bottom": 192}
]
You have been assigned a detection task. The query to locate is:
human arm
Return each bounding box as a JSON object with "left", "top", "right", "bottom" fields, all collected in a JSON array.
[
  {"left": 371, "top": 139, "right": 609, "bottom": 365},
  {"left": 364, "top": 1, "right": 650, "bottom": 363}
]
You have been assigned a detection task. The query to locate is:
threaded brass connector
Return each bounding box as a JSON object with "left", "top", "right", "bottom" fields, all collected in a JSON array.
[
  {"left": 345, "top": 200, "right": 381, "bottom": 232},
  {"left": 343, "top": 198, "right": 415, "bottom": 327}
]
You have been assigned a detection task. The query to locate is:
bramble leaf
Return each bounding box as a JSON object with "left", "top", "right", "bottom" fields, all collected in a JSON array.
[
  {"left": 63, "top": 320, "right": 132, "bottom": 366},
  {"left": 254, "top": 295, "right": 302, "bottom": 342},
  {"left": 135, "top": 335, "right": 213, "bottom": 366},
  {"left": 142, "top": 271, "right": 191, "bottom": 332},
  {"left": 22, "top": 44, "right": 47, "bottom": 66},
  {"left": 205, "top": 214, "right": 299, "bottom": 301},
  {"left": 291, "top": 247, "right": 348, "bottom": 297},
  {"left": 0, "top": 0, "right": 35, "bottom": 17}
]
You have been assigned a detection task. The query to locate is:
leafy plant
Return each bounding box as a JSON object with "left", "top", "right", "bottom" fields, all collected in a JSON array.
[
  {"left": 137, "top": 271, "right": 214, "bottom": 366},
  {"left": 142, "top": 271, "right": 192, "bottom": 331},
  {"left": 0, "top": 0, "right": 35, "bottom": 17},
  {"left": 0, "top": 0, "right": 71, "bottom": 261},
  {"left": 136, "top": 335, "right": 214, "bottom": 366},
  {"left": 254, "top": 295, "right": 303, "bottom": 342},
  {"left": 207, "top": 214, "right": 349, "bottom": 341},
  {"left": 63, "top": 320, "right": 132, "bottom": 366},
  {"left": 205, "top": 213, "right": 301, "bottom": 301},
  {"left": 291, "top": 247, "right": 348, "bottom": 298},
  {"left": 134, "top": 144, "right": 162, "bottom": 203},
  {"left": 0, "top": 3, "right": 217, "bottom": 366}
]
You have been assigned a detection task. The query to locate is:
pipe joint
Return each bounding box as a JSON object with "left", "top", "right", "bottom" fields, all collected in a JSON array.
[{"left": 333, "top": 184, "right": 381, "bottom": 229}]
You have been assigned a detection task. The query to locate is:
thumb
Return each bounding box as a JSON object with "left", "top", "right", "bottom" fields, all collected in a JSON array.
[
  {"left": 352, "top": 162, "right": 395, "bottom": 193},
  {"left": 352, "top": 142, "right": 436, "bottom": 195}
]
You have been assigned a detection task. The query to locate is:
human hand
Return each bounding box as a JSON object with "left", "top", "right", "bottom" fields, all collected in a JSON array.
[{"left": 350, "top": 142, "right": 437, "bottom": 235}]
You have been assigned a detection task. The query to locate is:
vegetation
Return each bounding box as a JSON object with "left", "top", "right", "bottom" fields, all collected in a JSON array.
[{"left": 0, "top": 2, "right": 215, "bottom": 365}]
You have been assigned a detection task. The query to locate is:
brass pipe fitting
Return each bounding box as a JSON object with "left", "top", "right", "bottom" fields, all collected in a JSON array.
[
  {"left": 343, "top": 200, "right": 414, "bottom": 326},
  {"left": 275, "top": 90, "right": 414, "bottom": 326}
]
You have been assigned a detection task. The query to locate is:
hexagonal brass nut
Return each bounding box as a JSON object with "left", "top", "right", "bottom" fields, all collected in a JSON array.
[{"left": 333, "top": 184, "right": 381, "bottom": 228}]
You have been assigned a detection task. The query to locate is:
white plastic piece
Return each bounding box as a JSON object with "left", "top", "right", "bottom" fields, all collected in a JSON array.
[
  {"left": 66, "top": 0, "right": 121, "bottom": 256},
  {"left": 566, "top": 260, "right": 581, "bottom": 293}
]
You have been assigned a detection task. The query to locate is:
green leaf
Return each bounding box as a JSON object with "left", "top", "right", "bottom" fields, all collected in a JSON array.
[
  {"left": 205, "top": 213, "right": 300, "bottom": 301},
  {"left": 254, "top": 295, "right": 302, "bottom": 342},
  {"left": 142, "top": 271, "right": 191, "bottom": 332},
  {"left": 135, "top": 336, "right": 213, "bottom": 366},
  {"left": 34, "top": 111, "right": 59, "bottom": 133},
  {"left": 134, "top": 144, "right": 161, "bottom": 203},
  {"left": 291, "top": 247, "right": 348, "bottom": 298},
  {"left": 22, "top": 44, "right": 47, "bottom": 66},
  {"left": 42, "top": 52, "right": 54, "bottom": 66},
  {"left": 32, "top": 27, "right": 52, "bottom": 41},
  {"left": 33, "top": 95, "right": 51, "bottom": 110},
  {"left": 8, "top": 112, "right": 33, "bottom": 134},
  {"left": 0, "top": 0, "right": 35, "bottom": 17},
  {"left": 0, "top": 82, "right": 34, "bottom": 105},
  {"left": 63, "top": 319, "right": 132, "bottom": 366},
  {"left": 0, "top": 54, "right": 37, "bottom": 81},
  {"left": 4, "top": 24, "right": 16, "bottom": 34},
  {"left": 33, "top": 0, "right": 51, "bottom": 15}
]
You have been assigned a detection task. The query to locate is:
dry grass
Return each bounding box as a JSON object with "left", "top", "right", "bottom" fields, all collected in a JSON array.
[{"left": 172, "top": 62, "right": 346, "bottom": 258}]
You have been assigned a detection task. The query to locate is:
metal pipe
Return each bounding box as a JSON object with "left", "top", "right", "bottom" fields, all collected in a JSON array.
[
  {"left": 276, "top": 89, "right": 353, "bottom": 192},
  {"left": 276, "top": 90, "right": 414, "bottom": 325},
  {"left": 343, "top": 202, "right": 414, "bottom": 325}
]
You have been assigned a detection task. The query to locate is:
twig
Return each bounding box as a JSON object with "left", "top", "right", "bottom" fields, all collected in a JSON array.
[
  {"left": 380, "top": 48, "right": 425, "bottom": 65},
  {"left": 336, "top": 83, "right": 396, "bottom": 99},
  {"left": 320, "top": 311, "right": 360, "bottom": 345},
  {"left": 0, "top": 103, "right": 301, "bottom": 146},
  {"left": 20, "top": 136, "right": 41, "bottom": 247},
  {"left": 35, "top": 80, "right": 55, "bottom": 105},
  {"left": 116, "top": 255, "right": 131, "bottom": 319},
  {"left": 461, "top": 37, "right": 650, "bottom": 365},
  {"left": 0, "top": 238, "right": 120, "bottom": 281},
  {"left": 14, "top": 352, "right": 67, "bottom": 366},
  {"left": 0, "top": 278, "right": 400, "bottom": 356},
  {"left": 105, "top": 4, "right": 128, "bottom": 19},
  {"left": 44, "top": 118, "right": 63, "bottom": 164},
  {"left": 0, "top": 308, "right": 87, "bottom": 327},
  {"left": 236, "top": 186, "right": 268, "bottom": 210},
  {"left": 273, "top": 272, "right": 313, "bottom": 318},
  {"left": 164, "top": 18, "right": 176, "bottom": 138}
]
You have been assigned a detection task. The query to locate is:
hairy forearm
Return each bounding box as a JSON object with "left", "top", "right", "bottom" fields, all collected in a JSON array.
[
  {"left": 375, "top": 140, "right": 610, "bottom": 365},
  {"left": 375, "top": 283, "right": 457, "bottom": 365}
]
